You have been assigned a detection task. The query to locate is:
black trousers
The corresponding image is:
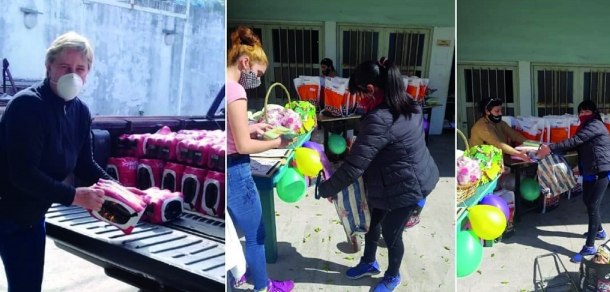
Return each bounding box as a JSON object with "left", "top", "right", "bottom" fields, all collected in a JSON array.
[
  {"left": 363, "top": 205, "right": 416, "bottom": 277},
  {"left": 583, "top": 174, "right": 609, "bottom": 247}
]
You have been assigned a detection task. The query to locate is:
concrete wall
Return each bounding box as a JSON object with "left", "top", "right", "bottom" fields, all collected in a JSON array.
[
  {"left": 228, "top": 0, "right": 455, "bottom": 135},
  {"left": 458, "top": 0, "right": 610, "bottom": 117},
  {"left": 0, "top": 0, "right": 225, "bottom": 116}
]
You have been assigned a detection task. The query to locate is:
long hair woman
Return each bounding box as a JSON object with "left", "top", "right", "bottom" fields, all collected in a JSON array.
[
  {"left": 537, "top": 100, "right": 610, "bottom": 263},
  {"left": 226, "top": 26, "right": 294, "bottom": 292},
  {"left": 317, "top": 57, "right": 440, "bottom": 292}
]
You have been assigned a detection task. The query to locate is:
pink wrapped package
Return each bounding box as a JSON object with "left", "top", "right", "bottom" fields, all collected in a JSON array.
[
  {"left": 199, "top": 170, "right": 225, "bottom": 218},
  {"left": 128, "top": 133, "right": 151, "bottom": 158},
  {"left": 181, "top": 166, "right": 208, "bottom": 211},
  {"left": 177, "top": 138, "right": 198, "bottom": 163},
  {"left": 258, "top": 105, "right": 285, "bottom": 127},
  {"left": 161, "top": 162, "right": 186, "bottom": 192},
  {"left": 137, "top": 159, "right": 165, "bottom": 189},
  {"left": 129, "top": 187, "right": 184, "bottom": 224},
  {"left": 90, "top": 179, "right": 147, "bottom": 234},
  {"left": 280, "top": 108, "right": 303, "bottom": 133},
  {"left": 208, "top": 143, "right": 226, "bottom": 172},
  {"left": 193, "top": 138, "right": 214, "bottom": 167},
  {"left": 456, "top": 156, "right": 482, "bottom": 185}
]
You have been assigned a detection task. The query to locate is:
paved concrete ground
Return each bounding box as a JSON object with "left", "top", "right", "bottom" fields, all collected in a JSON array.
[
  {"left": 457, "top": 189, "right": 610, "bottom": 292},
  {"left": 0, "top": 238, "right": 141, "bottom": 291},
  {"left": 230, "top": 131, "right": 456, "bottom": 292}
]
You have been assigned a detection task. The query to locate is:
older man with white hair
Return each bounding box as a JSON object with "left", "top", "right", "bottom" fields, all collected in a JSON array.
[{"left": 0, "top": 31, "right": 113, "bottom": 292}]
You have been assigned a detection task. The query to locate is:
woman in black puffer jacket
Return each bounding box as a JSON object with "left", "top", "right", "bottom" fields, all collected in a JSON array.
[
  {"left": 318, "top": 57, "right": 439, "bottom": 292},
  {"left": 537, "top": 100, "right": 610, "bottom": 263}
]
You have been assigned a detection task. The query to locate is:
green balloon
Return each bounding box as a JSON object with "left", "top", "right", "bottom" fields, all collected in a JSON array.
[
  {"left": 276, "top": 168, "right": 307, "bottom": 203},
  {"left": 457, "top": 230, "right": 483, "bottom": 278},
  {"left": 328, "top": 134, "right": 347, "bottom": 155},
  {"left": 520, "top": 178, "right": 540, "bottom": 201}
]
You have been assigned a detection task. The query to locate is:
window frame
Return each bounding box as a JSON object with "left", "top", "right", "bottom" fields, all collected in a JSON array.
[
  {"left": 337, "top": 23, "right": 433, "bottom": 78},
  {"left": 456, "top": 61, "right": 520, "bottom": 138},
  {"left": 228, "top": 20, "right": 325, "bottom": 107}
]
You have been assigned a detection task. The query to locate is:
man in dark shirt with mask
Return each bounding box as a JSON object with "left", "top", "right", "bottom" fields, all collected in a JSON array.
[{"left": 0, "top": 31, "right": 112, "bottom": 292}]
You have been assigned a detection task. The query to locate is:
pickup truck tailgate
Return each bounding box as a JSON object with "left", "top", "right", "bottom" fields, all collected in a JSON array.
[{"left": 45, "top": 204, "right": 225, "bottom": 292}]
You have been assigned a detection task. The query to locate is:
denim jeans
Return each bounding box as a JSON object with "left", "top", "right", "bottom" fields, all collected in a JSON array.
[
  {"left": 0, "top": 218, "right": 46, "bottom": 292},
  {"left": 227, "top": 154, "right": 268, "bottom": 290}
]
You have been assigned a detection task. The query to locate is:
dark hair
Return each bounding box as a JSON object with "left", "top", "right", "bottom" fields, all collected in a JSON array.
[
  {"left": 578, "top": 100, "right": 602, "bottom": 121},
  {"left": 320, "top": 58, "right": 336, "bottom": 72},
  {"left": 348, "top": 57, "right": 419, "bottom": 120},
  {"left": 477, "top": 98, "right": 503, "bottom": 115}
]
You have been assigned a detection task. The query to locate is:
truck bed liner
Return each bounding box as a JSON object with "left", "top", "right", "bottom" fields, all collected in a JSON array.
[{"left": 45, "top": 204, "right": 225, "bottom": 292}]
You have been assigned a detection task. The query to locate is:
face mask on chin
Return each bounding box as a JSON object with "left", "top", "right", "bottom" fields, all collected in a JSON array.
[{"left": 50, "top": 73, "right": 84, "bottom": 101}]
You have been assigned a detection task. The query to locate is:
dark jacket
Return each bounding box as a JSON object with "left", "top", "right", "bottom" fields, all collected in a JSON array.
[
  {"left": 0, "top": 79, "right": 111, "bottom": 227},
  {"left": 550, "top": 118, "right": 610, "bottom": 176},
  {"left": 318, "top": 103, "right": 440, "bottom": 210}
]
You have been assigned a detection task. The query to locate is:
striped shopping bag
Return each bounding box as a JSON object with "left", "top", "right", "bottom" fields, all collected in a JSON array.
[
  {"left": 537, "top": 153, "right": 577, "bottom": 213},
  {"left": 315, "top": 172, "right": 371, "bottom": 252}
]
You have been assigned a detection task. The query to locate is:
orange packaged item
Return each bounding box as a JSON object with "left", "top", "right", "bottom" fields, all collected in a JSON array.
[
  {"left": 294, "top": 76, "right": 321, "bottom": 108},
  {"left": 516, "top": 117, "right": 543, "bottom": 142},
  {"left": 544, "top": 116, "right": 570, "bottom": 143},
  {"left": 406, "top": 77, "right": 420, "bottom": 100},
  {"left": 418, "top": 78, "right": 430, "bottom": 99},
  {"left": 323, "top": 78, "right": 351, "bottom": 117}
]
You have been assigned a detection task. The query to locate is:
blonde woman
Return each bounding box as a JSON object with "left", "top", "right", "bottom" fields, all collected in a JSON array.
[
  {"left": 226, "top": 26, "right": 294, "bottom": 292},
  {"left": 0, "top": 31, "right": 110, "bottom": 291}
]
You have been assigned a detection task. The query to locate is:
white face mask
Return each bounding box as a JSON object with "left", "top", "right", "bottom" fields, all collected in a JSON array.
[{"left": 51, "top": 73, "right": 83, "bottom": 101}]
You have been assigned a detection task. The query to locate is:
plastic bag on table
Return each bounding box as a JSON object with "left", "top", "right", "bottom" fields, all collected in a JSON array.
[
  {"left": 295, "top": 76, "right": 321, "bottom": 108},
  {"left": 516, "top": 116, "right": 544, "bottom": 142}
]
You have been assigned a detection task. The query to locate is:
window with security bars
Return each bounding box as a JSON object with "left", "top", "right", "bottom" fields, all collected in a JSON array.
[
  {"left": 339, "top": 25, "right": 430, "bottom": 78},
  {"left": 228, "top": 23, "right": 323, "bottom": 108},
  {"left": 457, "top": 64, "right": 517, "bottom": 137},
  {"left": 534, "top": 67, "right": 575, "bottom": 116},
  {"left": 583, "top": 69, "right": 610, "bottom": 114},
  {"left": 532, "top": 65, "right": 610, "bottom": 117}
]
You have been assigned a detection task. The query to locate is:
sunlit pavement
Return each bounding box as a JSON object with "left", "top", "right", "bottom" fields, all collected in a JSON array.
[
  {"left": 457, "top": 190, "right": 608, "bottom": 292},
  {"left": 230, "top": 131, "right": 456, "bottom": 292}
]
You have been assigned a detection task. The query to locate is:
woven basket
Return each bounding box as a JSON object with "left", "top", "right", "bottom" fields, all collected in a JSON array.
[
  {"left": 262, "top": 82, "right": 313, "bottom": 149},
  {"left": 456, "top": 128, "right": 478, "bottom": 205}
]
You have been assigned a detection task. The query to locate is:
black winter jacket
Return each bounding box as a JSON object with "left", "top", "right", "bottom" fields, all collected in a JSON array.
[
  {"left": 550, "top": 118, "right": 610, "bottom": 176},
  {"left": 318, "top": 103, "right": 440, "bottom": 210},
  {"left": 0, "top": 80, "right": 112, "bottom": 227}
]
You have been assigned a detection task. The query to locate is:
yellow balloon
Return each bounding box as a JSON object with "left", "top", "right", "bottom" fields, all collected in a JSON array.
[
  {"left": 294, "top": 147, "right": 323, "bottom": 177},
  {"left": 468, "top": 205, "right": 507, "bottom": 240}
]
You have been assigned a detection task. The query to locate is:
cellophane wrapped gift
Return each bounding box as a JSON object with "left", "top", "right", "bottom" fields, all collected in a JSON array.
[
  {"left": 464, "top": 145, "right": 504, "bottom": 184},
  {"left": 280, "top": 108, "right": 303, "bottom": 133},
  {"left": 456, "top": 156, "right": 482, "bottom": 185},
  {"left": 285, "top": 101, "right": 317, "bottom": 134}
]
